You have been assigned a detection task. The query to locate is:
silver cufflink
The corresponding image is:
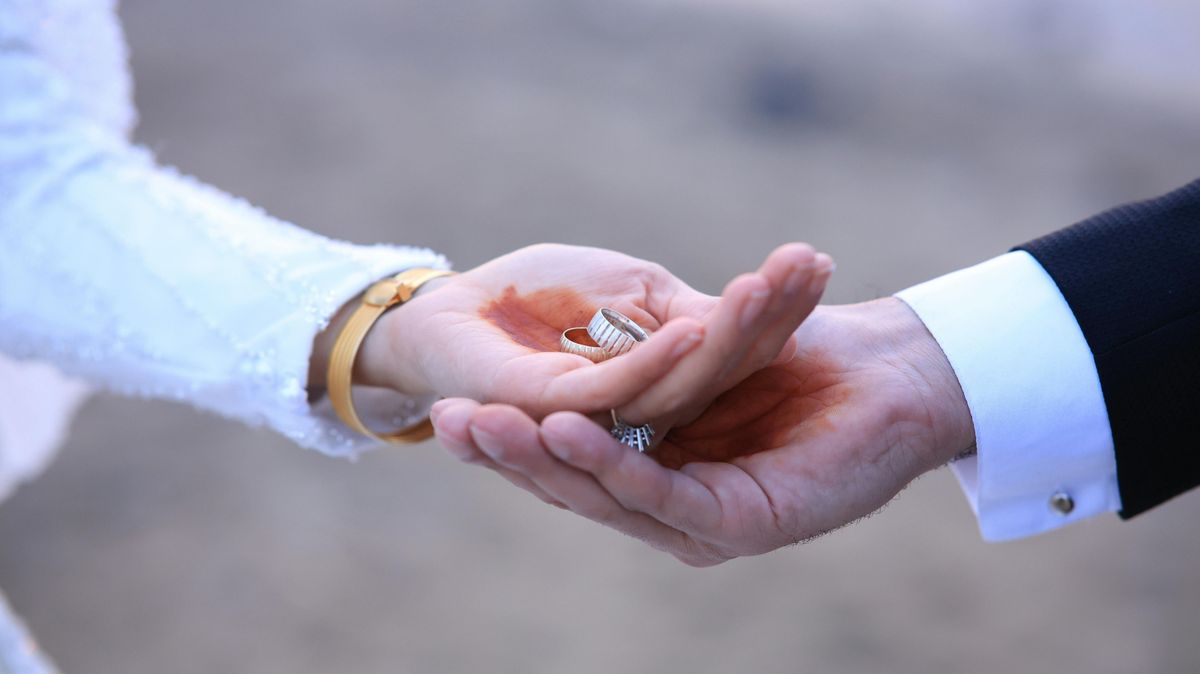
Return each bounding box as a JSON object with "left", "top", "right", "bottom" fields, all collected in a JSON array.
[{"left": 1049, "top": 491, "right": 1075, "bottom": 515}]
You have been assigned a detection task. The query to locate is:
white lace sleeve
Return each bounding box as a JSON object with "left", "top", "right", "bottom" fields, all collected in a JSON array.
[{"left": 0, "top": 0, "right": 449, "bottom": 458}]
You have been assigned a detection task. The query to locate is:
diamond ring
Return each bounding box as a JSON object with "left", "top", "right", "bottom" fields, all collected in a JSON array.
[{"left": 610, "top": 410, "right": 656, "bottom": 453}]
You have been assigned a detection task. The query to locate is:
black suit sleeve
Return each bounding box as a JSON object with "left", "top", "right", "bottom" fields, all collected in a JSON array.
[{"left": 1016, "top": 179, "right": 1200, "bottom": 518}]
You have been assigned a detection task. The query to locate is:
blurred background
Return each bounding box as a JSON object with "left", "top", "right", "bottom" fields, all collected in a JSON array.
[{"left": 2, "top": 0, "right": 1199, "bottom": 672}]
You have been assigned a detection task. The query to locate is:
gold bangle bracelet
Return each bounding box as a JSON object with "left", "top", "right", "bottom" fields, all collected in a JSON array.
[{"left": 327, "top": 267, "right": 455, "bottom": 444}]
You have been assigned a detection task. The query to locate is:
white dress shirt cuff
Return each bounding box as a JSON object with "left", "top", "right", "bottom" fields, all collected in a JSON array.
[{"left": 896, "top": 251, "right": 1121, "bottom": 541}]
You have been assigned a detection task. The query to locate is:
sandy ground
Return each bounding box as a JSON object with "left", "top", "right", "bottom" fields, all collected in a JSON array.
[{"left": 1, "top": 1, "right": 1198, "bottom": 672}]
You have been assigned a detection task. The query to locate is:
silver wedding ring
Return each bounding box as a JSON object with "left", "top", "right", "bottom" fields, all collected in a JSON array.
[
  {"left": 610, "top": 410, "right": 656, "bottom": 453},
  {"left": 587, "top": 308, "right": 650, "bottom": 357},
  {"left": 559, "top": 327, "right": 610, "bottom": 363}
]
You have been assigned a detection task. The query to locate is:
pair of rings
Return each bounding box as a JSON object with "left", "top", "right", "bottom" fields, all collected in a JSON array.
[
  {"left": 559, "top": 308, "right": 649, "bottom": 363},
  {"left": 559, "top": 308, "right": 656, "bottom": 452}
]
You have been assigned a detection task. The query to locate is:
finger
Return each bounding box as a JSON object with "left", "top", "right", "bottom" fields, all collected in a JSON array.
[
  {"left": 619, "top": 245, "right": 833, "bottom": 425},
  {"left": 466, "top": 404, "right": 702, "bottom": 556},
  {"left": 430, "top": 398, "right": 563, "bottom": 507},
  {"left": 529, "top": 317, "right": 705, "bottom": 416},
  {"left": 746, "top": 248, "right": 835, "bottom": 368},
  {"left": 539, "top": 412, "right": 727, "bottom": 538},
  {"left": 613, "top": 270, "right": 769, "bottom": 424},
  {"left": 431, "top": 398, "right": 488, "bottom": 465},
  {"left": 680, "top": 246, "right": 832, "bottom": 412},
  {"left": 645, "top": 244, "right": 810, "bottom": 326},
  {"left": 747, "top": 246, "right": 833, "bottom": 369},
  {"left": 768, "top": 336, "right": 799, "bottom": 366},
  {"left": 737, "top": 243, "right": 818, "bottom": 367}
]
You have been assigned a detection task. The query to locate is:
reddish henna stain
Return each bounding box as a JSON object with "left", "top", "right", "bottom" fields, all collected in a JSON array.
[
  {"left": 661, "top": 357, "right": 850, "bottom": 468},
  {"left": 478, "top": 285, "right": 598, "bottom": 351}
]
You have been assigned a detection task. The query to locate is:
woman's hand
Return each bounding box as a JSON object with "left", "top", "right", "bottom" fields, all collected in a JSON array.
[
  {"left": 349, "top": 243, "right": 831, "bottom": 427},
  {"left": 429, "top": 298, "right": 975, "bottom": 566}
]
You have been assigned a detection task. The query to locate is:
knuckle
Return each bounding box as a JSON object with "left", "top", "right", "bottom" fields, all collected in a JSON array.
[
  {"left": 662, "top": 491, "right": 705, "bottom": 532},
  {"left": 649, "top": 485, "right": 675, "bottom": 519},
  {"left": 577, "top": 500, "right": 621, "bottom": 525},
  {"left": 451, "top": 448, "right": 489, "bottom": 467},
  {"left": 747, "top": 347, "right": 776, "bottom": 371},
  {"left": 639, "top": 261, "right": 670, "bottom": 284},
  {"left": 660, "top": 389, "right": 692, "bottom": 413},
  {"left": 675, "top": 538, "right": 729, "bottom": 568},
  {"left": 599, "top": 447, "right": 634, "bottom": 482},
  {"left": 520, "top": 242, "right": 560, "bottom": 256},
  {"left": 487, "top": 445, "right": 514, "bottom": 466},
  {"left": 674, "top": 551, "right": 718, "bottom": 568},
  {"left": 645, "top": 389, "right": 692, "bottom": 419},
  {"left": 532, "top": 492, "right": 562, "bottom": 507}
]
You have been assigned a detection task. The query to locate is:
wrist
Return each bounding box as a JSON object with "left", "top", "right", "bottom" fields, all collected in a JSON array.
[
  {"left": 309, "top": 273, "right": 452, "bottom": 401},
  {"left": 872, "top": 297, "right": 976, "bottom": 470},
  {"left": 354, "top": 276, "right": 452, "bottom": 396}
]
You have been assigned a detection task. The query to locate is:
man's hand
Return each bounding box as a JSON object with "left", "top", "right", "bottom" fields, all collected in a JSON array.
[{"left": 430, "top": 297, "right": 975, "bottom": 566}]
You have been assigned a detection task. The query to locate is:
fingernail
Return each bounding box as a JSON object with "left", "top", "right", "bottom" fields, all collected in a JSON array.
[
  {"left": 669, "top": 330, "right": 704, "bottom": 360},
  {"left": 540, "top": 424, "right": 574, "bottom": 462},
  {"left": 784, "top": 267, "right": 808, "bottom": 295},
  {"left": 470, "top": 425, "right": 501, "bottom": 454},
  {"left": 429, "top": 400, "right": 448, "bottom": 424},
  {"left": 815, "top": 253, "right": 836, "bottom": 274},
  {"left": 740, "top": 289, "right": 771, "bottom": 328},
  {"left": 808, "top": 256, "right": 834, "bottom": 294},
  {"left": 546, "top": 441, "right": 571, "bottom": 462}
]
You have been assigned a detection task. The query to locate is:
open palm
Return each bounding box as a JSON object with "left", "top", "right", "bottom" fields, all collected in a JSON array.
[{"left": 430, "top": 298, "right": 974, "bottom": 566}]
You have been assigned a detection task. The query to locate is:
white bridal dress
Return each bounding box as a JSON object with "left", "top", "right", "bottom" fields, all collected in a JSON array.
[{"left": 0, "top": 1, "right": 447, "bottom": 669}]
